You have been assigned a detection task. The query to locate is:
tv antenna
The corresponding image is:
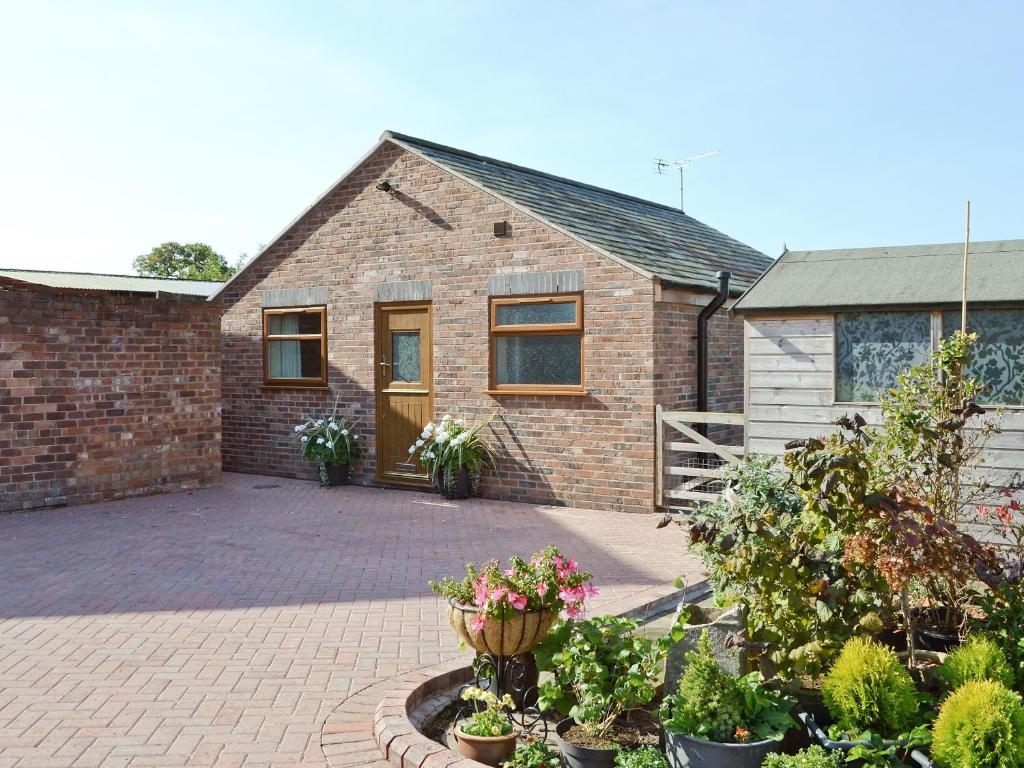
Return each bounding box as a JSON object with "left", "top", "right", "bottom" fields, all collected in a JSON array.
[{"left": 654, "top": 150, "right": 720, "bottom": 213}]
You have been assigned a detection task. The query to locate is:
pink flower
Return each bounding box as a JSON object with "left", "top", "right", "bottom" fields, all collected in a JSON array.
[
  {"left": 565, "top": 604, "right": 581, "bottom": 620},
  {"left": 470, "top": 613, "right": 487, "bottom": 633},
  {"left": 508, "top": 592, "right": 527, "bottom": 611},
  {"left": 584, "top": 583, "right": 599, "bottom": 599},
  {"left": 536, "top": 582, "right": 548, "bottom": 598},
  {"left": 489, "top": 587, "right": 507, "bottom": 603},
  {"left": 474, "top": 579, "right": 489, "bottom": 607}
]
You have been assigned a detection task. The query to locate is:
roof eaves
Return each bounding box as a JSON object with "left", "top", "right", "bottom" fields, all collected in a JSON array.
[
  {"left": 383, "top": 131, "right": 656, "bottom": 283},
  {"left": 730, "top": 247, "right": 787, "bottom": 315},
  {"left": 208, "top": 136, "right": 391, "bottom": 301}
]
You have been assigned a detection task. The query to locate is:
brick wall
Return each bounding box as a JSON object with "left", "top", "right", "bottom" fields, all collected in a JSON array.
[
  {"left": 0, "top": 279, "right": 222, "bottom": 512},
  {"left": 220, "top": 142, "right": 659, "bottom": 513}
]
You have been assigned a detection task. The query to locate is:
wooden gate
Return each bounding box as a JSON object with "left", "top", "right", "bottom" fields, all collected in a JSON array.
[{"left": 656, "top": 407, "right": 745, "bottom": 508}]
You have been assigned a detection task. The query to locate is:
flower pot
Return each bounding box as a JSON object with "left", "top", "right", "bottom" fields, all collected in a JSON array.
[
  {"left": 664, "top": 729, "right": 781, "bottom": 768},
  {"left": 447, "top": 602, "right": 556, "bottom": 656},
  {"left": 436, "top": 467, "right": 474, "bottom": 499},
  {"left": 323, "top": 464, "right": 351, "bottom": 486},
  {"left": 913, "top": 607, "right": 962, "bottom": 652},
  {"left": 555, "top": 718, "right": 617, "bottom": 768},
  {"left": 454, "top": 725, "right": 518, "bottom": 767},
  {"left": 897, "top": 649, "right": 947, "bottom": 696}
]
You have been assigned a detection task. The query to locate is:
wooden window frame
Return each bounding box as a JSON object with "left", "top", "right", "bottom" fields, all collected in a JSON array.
[
  {"left": 262, "top": 305, "right": 328, "bottom": 388},
  {"left": 488, "top": 294, "right": 585, "bottom": 395}
]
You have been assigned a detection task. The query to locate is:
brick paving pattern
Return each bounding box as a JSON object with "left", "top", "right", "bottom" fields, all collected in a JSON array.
[{"left": 0, "top": 473, "right": 701, "bottom": 767}]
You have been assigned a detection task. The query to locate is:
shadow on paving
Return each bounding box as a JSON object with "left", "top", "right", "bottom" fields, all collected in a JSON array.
[{"left": 0, "top": 472, "right": 691, "bottom": 619}]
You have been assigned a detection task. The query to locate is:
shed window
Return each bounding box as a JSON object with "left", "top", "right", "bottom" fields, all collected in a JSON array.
[
  {"left": 489, "top": 295, "right": 583, "bottom": 393},
  {"left": 835, "top": 311, "right": 931, "bottom": 402},
  {"left": 263, "top": 306, "right": 327, "bottom": 386},
  {"left": 942, "top": 309, "right": 1024, "bottom": 405}
]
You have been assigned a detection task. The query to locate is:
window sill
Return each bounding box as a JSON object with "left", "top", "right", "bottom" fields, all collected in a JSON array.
[
  {"left": 487, "top": 388, "right": 588, "bottom": 397},
  {"left": 261, "top": 384, "right": 331, "bottom": 391}
]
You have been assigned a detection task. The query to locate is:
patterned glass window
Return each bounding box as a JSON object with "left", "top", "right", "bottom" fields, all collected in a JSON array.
[
  {"left": 835, "top": 311, "right": 931, "bottom": 402},
  {"left": 489, "top": 295, "right": 583, "bottom": 393},
  {"left": 942, "top": 309, "right": 1024, "bottom": 405}
]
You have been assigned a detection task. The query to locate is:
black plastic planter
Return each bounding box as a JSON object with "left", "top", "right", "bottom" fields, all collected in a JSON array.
[
  {"left": 324, "top": 464, "right": 351, "bottom": 486},
  {"left": 436, "top": 467, "right": 473, "bottom": 499},
  {"left": 663, "top": 729, "right": 781, "bottom": 767},
  {"left": 554, "top": 719, "right": 616, "bottom": 768}
]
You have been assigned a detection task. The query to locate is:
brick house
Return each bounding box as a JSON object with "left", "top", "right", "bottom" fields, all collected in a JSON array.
[
  {"left": 0, "top": 270, "right": 223, "bottom": 512},
  {"left": 215, "top": 132, "right": 772, "bottom": 513}
]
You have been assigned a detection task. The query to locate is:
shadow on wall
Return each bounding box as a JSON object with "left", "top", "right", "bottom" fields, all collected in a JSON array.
[{"left": 0, "top": 473, "right": 689, "bottom": 619}]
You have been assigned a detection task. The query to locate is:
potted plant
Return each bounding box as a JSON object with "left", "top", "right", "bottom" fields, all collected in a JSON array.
[
  {"left": 504, "top": 741, "right": 562, "bottom": 768},
  {"left": 537, "top": 613, "right": 686, "bottom": 768},
  {"left": 614, "top": 747, "right": 669, "bottom": 768},
  {"left": 409, "top": 413, "right": 495, "bottom": 499},
  {"left": 430, "top": 547, "right": 595, "bottom": 657},
  {"left": 660, "top": 630, "right": 795, "bottom": 768},
  {"left": 763, "top": 746, "right": 842, "bottom": 768},
  {"left": 293, "top": 403, "right": 361, "bottom": 486},
  {"left": 802, "top": 636, "right": 923, "bottom": 760},
  {"left": 453, "top": 686, "right": 518, "bottom": 767},
  {"left": 930, "top": 680, "right": 1024, "bottom": 768}
]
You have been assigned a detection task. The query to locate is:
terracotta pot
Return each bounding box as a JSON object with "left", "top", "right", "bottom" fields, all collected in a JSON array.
[
  {"left": 446, "top": 602, "right": 556, "bottom": 656},
  {"left": 323, "top": 464, "right": 351, "bottom": 486},
  {"left": 453, "top": 725, "right": 518, "bottom": 767}
]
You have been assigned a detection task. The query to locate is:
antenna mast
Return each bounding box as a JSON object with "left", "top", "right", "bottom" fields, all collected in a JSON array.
[{"left": 654, "top": 150, "right": 720, "bottom": 213}]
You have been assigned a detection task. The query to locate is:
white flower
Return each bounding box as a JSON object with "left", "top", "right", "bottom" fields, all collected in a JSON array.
[
  {"left": 341, "top": 429, "right": 349, "bottom": 436},
  {"left": 353, "top": 434, "right": 359, "bottom": 439},
  {"left": 408, "top": 446, "right": 416, "bottom": 454},
  {"left": 317, "top": 419, "right": 324, "bottom": 426},
  {"left": 451, "top": 433, "right": 468, "bottom": 447},
  {"left": 456, "top": 418, "right": 465, "bottom": 426},
  {"left": 420, "top": 430, "right": 431, "bottom": 439},
  {"left": 301, "top": 436, "right": 308, "bottom": 442},
  {"left": 434, "top": 431, "right": 449, "bottom": 443},
  {"left": 294, "top": 425, "right": 302, "bottom": 432},
  {"left": 441, "top": 414, "right": 452, "bottom": 423},
  {"left": 317, "top": 437, "right": 326, "bottom": 444},
  {"left": 424, "top": 451, "right": 435, "bottom": 460},
  {"left": 415, "top": 439, "right": 424, "bottom": 447},
  {"left": 424, "top": 422, "right": 435, "bottom": 433},
  {"left": 329, "top": 421, "right": 338, "bottom": 430}
]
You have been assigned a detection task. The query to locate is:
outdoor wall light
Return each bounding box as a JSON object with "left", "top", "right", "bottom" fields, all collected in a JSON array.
[
  {"left": 375, "top": 180, "right": 393, "bottom": 193},
  {"left": 493, "top": 220, "right": 510, "bottom": 237}
]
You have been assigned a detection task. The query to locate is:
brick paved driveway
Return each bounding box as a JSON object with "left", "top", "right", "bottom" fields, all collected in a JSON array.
[{"left": 0, "top": 473, "right": 701, "bottom": 768}]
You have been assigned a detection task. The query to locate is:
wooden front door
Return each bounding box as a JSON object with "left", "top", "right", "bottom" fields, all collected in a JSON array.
[{"left": 374, "top": 302, "right": 433, "bottom": 485}]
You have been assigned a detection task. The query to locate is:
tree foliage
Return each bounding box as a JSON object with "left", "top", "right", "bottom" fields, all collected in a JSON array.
[{"left": 133, "top": 241, "right": 238, "bottom": 281}]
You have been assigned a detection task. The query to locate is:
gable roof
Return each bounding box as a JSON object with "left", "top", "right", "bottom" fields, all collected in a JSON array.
[
  {"left": 212, "top": 131, "right": 771, "bottom": 300},
  {"left": 386, "top": 132, "right": 771, "bottom": 293},
  {"left": 0, "top": 269, "right": 222, "bottom": 297},
  {"left": 732, "top": 239, "right": 1024, "bottom": 314}
]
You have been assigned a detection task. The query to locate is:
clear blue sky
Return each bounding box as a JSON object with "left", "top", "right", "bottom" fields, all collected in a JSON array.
[{"left": 1, "top": 1, "right": 1021, "bottom": 274}]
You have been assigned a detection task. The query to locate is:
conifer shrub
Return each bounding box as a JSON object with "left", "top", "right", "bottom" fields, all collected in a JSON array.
[
  {"left": 938, "top": 635, "right": 1015, "bottom": 692},
  {"left": 821, "top": 636, "right": 918, "bottom": 736},
  {"left": 931, "top": 680, "right": 1024, "bottom": 768}
]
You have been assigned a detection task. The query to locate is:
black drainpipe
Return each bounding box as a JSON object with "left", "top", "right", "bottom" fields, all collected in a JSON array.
[{"left": 696, "top": 271, "right": 731, "bottom": 417}]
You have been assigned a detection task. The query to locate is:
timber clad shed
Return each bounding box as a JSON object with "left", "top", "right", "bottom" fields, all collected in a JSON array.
[
  {"left": 732, "top": 240, "right": 1024, "bottom": 479},
  {"left": 215, "top": 130, "right": 773, "bottom": 513}
]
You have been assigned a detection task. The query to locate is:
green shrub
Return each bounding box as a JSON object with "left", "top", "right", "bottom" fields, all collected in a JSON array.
[
  {"left": 762, "top": 746, "right": 842, "bottom": 768},
  {"left": 661, "top": 630, "right": 794, "bottom": 743},
  {"left": 613, "top": 746, "right": 669, "bottom": 768},
  {"left": 502, "top": 741, "right": 561, "bottom": 768},
  {"left": 931, "top": 680, "right": 1024, "bottom": 768},
  {"left": 821, "top": 636, "right": 918, "bottom": 736},
  {"left": 939, "top": 635, "right": 1015, "bottom": 692}
]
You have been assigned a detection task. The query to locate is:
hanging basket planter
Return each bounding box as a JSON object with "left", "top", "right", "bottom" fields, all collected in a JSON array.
[{"left": 447, "top": 602, "right": 556, "bottom": 657}]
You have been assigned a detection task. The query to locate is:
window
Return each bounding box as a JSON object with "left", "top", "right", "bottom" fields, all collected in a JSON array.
[
  {"left": 262, "top": 306, "right": 327, "bottom": 386},
  {"left": 942, "top": 309, "right": 1024, "bottom": 405},
  {"left": 835, "top": 311, "right": 931, "bottom": 402},
  {"left": 489, "top": 295, "right": 584, "bottom": 393}
]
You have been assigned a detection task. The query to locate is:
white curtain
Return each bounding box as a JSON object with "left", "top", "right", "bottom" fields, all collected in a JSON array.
[{"left": 269, "top": 314, "right": 302, "bottom": 378}]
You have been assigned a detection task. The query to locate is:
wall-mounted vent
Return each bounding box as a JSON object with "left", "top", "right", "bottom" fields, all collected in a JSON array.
[{"left": 493, "top": 221, "right": 510, "bottom": 238}]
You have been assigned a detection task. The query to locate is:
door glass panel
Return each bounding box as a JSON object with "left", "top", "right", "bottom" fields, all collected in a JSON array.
[
  {"left": 391, "top": 331, "right": 421, "bottom": 382},
  {"left": 494, "top": 334, "right": 581, "bottom": 385},
  {"left": 268, "top": 339, "right": 323, "bottom": 379},
  {"left": 495, "top": 301, "right": 576, "bottom": 326}
]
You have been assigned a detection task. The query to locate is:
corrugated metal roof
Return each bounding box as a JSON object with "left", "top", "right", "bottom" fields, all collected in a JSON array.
[
  {"left": 732, "top": 240, "right": 1024, "bottom": 313},
  {"left": 0, "top": 269, "right": 223, "bottom": 297},
  {"left": 388, "top": 132, "right": 773, "bottom": 293}
]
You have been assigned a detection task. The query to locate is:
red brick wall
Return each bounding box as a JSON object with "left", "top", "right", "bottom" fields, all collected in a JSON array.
[
  {"left": 220, "top": 142, "right": 659, "bottom": 513},
  {"left": 0, "top": 280, "right": 222, "bottom": 512}
]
